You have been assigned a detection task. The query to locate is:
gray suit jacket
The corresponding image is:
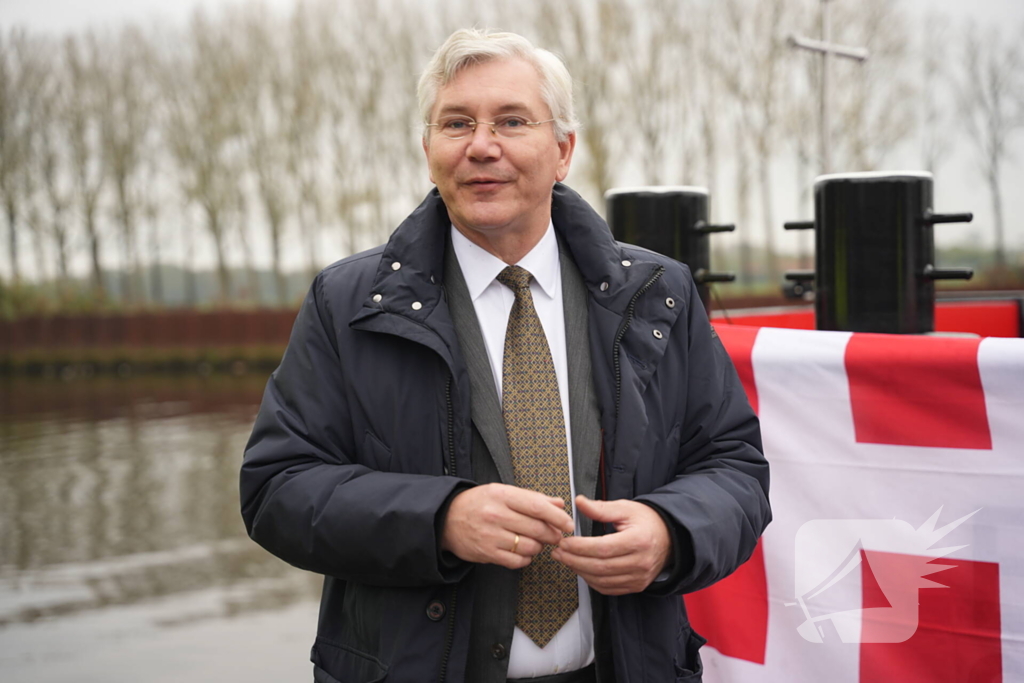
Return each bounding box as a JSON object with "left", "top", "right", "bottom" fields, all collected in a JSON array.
[{"left": 444, "top": 235, "right": 607, "bottom": 682}]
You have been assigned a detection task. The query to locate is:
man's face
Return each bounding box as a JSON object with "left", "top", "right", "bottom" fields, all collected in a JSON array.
[{"left": 423, "top": 58, "right": 575, "bottom": 248}]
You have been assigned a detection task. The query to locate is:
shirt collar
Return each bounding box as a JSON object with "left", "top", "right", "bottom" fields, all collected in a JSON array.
[{"left": 450, "top": 221, "right": 559, "bottom": 301}]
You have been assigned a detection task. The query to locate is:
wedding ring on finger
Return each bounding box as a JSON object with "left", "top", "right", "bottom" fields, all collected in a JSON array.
[{"left": 511, "top": 534, "right": 520, "bottom": 554}]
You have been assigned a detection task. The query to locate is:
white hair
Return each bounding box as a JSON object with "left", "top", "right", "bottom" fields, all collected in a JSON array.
[{"left": 417, "top": 28, "right": 579, "bottom": 143}]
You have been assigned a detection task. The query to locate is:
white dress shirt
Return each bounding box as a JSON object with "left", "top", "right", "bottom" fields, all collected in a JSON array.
[{"left": 451, "top": 223, "right": 595, "bottom": 678}]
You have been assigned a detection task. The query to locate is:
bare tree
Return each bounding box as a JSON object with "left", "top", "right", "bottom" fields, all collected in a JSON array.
[
  {"left": 161, "top": 11, "right": 245, "bottom": 302},
  {"left": 624, "top": 0, "right": 676, "bottom": 185},
  {"left": 20, "top": 106, "right": 51, "bottom": 289},
  {"left": 919, "top": 12, "right": 953, "bottom": 176},
  {"left": 64, "top": 33, "right": 109, "bottom": 299},
  {"left": 687, "top": 3, "right": 723, "bottom": 203},
  {"left": 24, "top": 187, "right": 50, "bottom": 288},
  {"left": 733, "top": 115, "right": 754, "bottom": 284},
  {"left": 530, "top": 0, "right": 632, "bottom": 205},
  {"left": 319, "top": 0, "right": 391, "bottom": 261},
  {"left": 829, "top": 0, "right": 917, "bottom": 172},
  {"left": 0, "top": 29, "right": 47, "bottom": 285},
  {"left": 955, "top": 22, "right": 1024, "bottom": 271},
  {"left": 236, "top": 6, "right": 291, "bottom": 304},
  {"left": 139, "top": 153, "right": 166, "bottom": 305},
  {"left": 234, "top": 187, "right": 260, "bottom": 301},
  {"left": 27, "top": 45, "right": 76, "bottom": 289},
  {"left": 783, "top": 99, "right": 816, "bottom": 268},
  {"left": 375, "top": 0, "right": 436, "bottom": 228},
  {"left": 288, "top": 0, "right": 334, "bottom": 277},
  {"left": 0, "top": 31, "right": 20, "bottom": 283},
  {"left": 99, "top": 25, "right": 156, "bottom": 305},
  {"left": 715, "top": 0, "right": 795, "bottom": 284}
]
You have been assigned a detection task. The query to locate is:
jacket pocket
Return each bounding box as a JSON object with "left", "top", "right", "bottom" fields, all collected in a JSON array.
[
  {"left": 362, "top": 430, "right": 393, "bottom": 471},
  {"left": 673, "top": 626, "right": 707, "bottom": 682},
  {"left": 311, "top": 637, "right": 388, "bottom": 683}
]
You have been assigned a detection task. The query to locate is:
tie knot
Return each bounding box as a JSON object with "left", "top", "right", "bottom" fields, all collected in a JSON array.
[{"left": 497, "top": 265, "right": 534, "bottom": 295}]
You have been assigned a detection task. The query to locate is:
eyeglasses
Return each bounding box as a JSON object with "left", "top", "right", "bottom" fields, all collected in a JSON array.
[{"left": 427, "top": 114, "right": 556, "bottom": 140}]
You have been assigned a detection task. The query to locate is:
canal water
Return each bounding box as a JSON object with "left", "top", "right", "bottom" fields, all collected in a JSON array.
[{"left": 0, "top": 375, "right": 321, "bottom": 682}]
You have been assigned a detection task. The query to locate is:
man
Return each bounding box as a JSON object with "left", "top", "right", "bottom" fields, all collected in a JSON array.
[{"left": 240, "top": 28, "right": 769, "bottom": 683}]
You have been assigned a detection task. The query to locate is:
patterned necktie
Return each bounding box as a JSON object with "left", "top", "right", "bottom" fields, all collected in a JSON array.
[{"left": 496, "top": 265, "right": 578, "bottom": 648}]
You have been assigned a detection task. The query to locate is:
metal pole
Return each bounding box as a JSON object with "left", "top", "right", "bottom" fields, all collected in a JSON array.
[{"left": 789, "top": 11, "right": 868, "bottom": 183}]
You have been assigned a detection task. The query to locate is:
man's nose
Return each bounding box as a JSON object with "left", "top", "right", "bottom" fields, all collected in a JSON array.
[{"left": 465, "top": 123, "right": 501, "bottom": 160}]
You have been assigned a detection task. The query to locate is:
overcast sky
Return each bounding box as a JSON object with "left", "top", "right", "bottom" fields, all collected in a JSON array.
[{"left": 3, "top": 0, "right": 1022, "bottom": 37}]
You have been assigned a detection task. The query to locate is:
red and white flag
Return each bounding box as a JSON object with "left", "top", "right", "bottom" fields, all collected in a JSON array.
[{"left": 686, "top": 326, "right": 1024, "bottom": 683}]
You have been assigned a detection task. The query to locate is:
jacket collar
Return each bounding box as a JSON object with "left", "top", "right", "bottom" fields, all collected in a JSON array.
[
  {"left": 550, "top": 183, "right": 662, "bottom": 314},
  {"left": 351, "top": 183, "right": 662, "bottom": 330}
]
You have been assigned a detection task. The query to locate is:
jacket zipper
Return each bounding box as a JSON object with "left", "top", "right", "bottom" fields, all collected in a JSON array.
[
  {"left": 439, "top": 373, "right": 457, "bottom": 682},
  {"left": 612, "top": 267, "right": 665, "bottom": 416},
  {"left": 438, "top": 583, "right": 458, "bottom": 682},
  {"left": 444, "top": 375, "right": 456, "bottom": 476}
]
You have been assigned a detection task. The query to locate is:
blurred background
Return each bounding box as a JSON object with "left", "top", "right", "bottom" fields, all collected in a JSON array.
[{"left": 0, "top": 0, "right": 1022, "bottom": 680}]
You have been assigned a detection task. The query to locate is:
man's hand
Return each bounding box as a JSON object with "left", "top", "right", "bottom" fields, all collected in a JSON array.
[
  {"left": 441, "top": 484, "right": 574, "bottom": 570},
  {"left": 551, "top": 495, "right": 671, "bottom": 595}
]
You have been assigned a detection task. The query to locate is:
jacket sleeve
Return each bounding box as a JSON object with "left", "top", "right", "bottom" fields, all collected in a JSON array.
[
  {"left": 636, "top": 273, "right": 771, "bottom": 596},
  {"left": 239, "top": 275, "right": 474, "bottom": 587}
]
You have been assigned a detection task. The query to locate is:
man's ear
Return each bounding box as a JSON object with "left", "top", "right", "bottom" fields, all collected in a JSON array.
[
  {"left": 422, "top": 137, "right": 435, "bottom": 185},
  {"left": 555, "top": 131, "right": 576, "bottom": 183}
]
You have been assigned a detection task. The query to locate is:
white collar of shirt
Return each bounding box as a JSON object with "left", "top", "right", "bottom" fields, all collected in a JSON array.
[{"left": 449, "top": 221, "right": 560, "bottom": 302}]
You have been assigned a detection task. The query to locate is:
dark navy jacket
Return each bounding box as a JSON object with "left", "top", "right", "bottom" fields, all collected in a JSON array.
[{"left": 240, "top": 184, "right": 771, "bottom": 682}]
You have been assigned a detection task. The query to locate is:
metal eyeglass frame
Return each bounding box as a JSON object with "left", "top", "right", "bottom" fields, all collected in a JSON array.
[{"left": 426, "top": 115, "right": 556, "bottom": 140}]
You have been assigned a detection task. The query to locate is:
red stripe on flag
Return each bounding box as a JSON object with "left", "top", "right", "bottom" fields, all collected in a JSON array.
[
  {"left": 859, "top": 550, "right": 1002, "bottom": 683},
  {"left": 684, "top": 539, "right": 769, "bottom": 664},
  {"left": 844, "top": 333, "right": 992, "bottom": 449},
  {"left": 715, "top": 325, "right": 760, "bottom": 415}
]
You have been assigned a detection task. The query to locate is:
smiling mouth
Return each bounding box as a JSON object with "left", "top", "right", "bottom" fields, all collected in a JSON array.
[{"left": 464, "top": 179, "right": 509, "bottom": 189}]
